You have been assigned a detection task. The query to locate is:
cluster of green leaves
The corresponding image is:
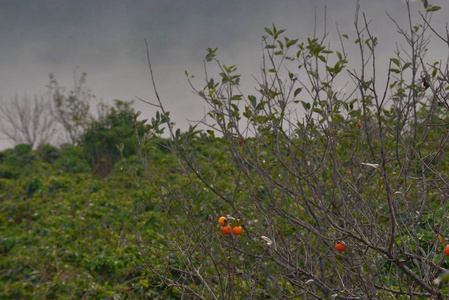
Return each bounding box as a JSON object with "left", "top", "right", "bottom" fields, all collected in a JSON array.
[
  {"left": 0, "top": 142, "right": 181, "bottom": 299},
  {"left": 80, "top": 100, "right": 138, "bottom": 178}
]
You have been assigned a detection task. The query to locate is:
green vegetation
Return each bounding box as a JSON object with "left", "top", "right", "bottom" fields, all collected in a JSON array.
[
  {"left": 2, "top": 1, "right": 449, "bottom": 299},
  {"left": 0, "top": 142, "right": 173, "bottom": 299}
]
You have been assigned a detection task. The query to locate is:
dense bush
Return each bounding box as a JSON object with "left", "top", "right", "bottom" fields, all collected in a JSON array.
[
  {"left": 80, "top": 100, "right": 137, "bottom": 178},
  {"left": 0, "top": 143, "right": 177, "bottom": 299},
  {"left": 55, "top": 144, "right": 90, "bottom": 174},
  {"left": 36, "top": 143, "right": 61, "bottom": 163}
]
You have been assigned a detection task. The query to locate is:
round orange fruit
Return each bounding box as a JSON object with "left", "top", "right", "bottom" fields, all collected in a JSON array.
[
  {"left": 232, "top": 226, "right": 243, "bottom": 235},
  {"left": 335, "top": 241, "right": 347, "bottom": 252},
  {"left": 218, "top": 216, "right": 227, "bottom": 226},
  {"left": 221, "top": 225, "right": 232, "bottom": 235},
  {"left": 444, "top": 245, "right": 449, "bottom": 256}
]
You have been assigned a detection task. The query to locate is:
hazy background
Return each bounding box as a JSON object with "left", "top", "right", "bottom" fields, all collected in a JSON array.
[{"left": 1, "top": 0, "right": 447, "bottom": 149}]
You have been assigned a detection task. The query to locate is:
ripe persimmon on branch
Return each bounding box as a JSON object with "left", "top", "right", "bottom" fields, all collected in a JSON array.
[{"left": 133, "top": 1, "right": 449, "bottom": 299}]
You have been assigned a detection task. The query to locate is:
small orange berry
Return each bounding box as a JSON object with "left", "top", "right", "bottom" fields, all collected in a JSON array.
[
  {"left": 239, "top": 139, "right": 243, "bottom": 147},
  {"left": 218, "top": 216, "right": 227, "bottom": 226},
  {"left": 357, "top": 122, "right": 362, "bottom": 128},
  {"left": 221, "top": 225, "right": 232, "bottom": 235},
  {"left": 335, "top": 241, "right": 347, "bottom": 252},
  {"left": 444, "top": 245, "right": 449, "bottom": 256},
  {"left": 232, "top": 226, "right": 243, "bottom": 235}
]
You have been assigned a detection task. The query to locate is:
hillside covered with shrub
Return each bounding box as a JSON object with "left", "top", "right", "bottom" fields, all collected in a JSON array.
[{"left": 3, "top": 1, "right": 449, "bottom": 299}]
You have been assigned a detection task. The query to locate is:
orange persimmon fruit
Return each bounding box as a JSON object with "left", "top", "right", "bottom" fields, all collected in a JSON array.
[
  {"left": 335, "top": 241, "right": 347, "bottom": 252},
  {"left": 232, "top": 226, "right": 243, "bottom": 235},
  {"left": 221, "top": 225, "right": 232, "bottom": 235},
  {"left": 218, "top": 216, "right": 227, "bottom": 226}
]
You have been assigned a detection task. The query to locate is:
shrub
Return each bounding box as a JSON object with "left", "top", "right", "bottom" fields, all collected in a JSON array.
[
  {"left": 55, "top": 144, "right": 90, "bottom": 174},
  {"left": 80, "top": 100, "right": 137, "bottom": 177},
  {"left": 133, "top": 2, "right": 449, "bottom": 299},
  {"left": 23, "top": 177, "right": 42, "bottom": 199},
  {"left": 36, "top": 144, "right": 60, "bottom": 163},
  {"left": 0, "top": 166, "right": 17, "bottom": 179}
]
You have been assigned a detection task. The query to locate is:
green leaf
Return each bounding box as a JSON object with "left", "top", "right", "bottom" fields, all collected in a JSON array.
[
  {"left": 390, "top": 58, "right": 400, "bottom": 67},
  {"left": 389, "top": 68, "right": 401, "bottom": 74},
  {"left": 248, "top": 95, "right": 257, "bottom": 108},
  {"left": 264, "top": 27, "right": 273, "bottom": 36},
  {"left": 206, "top": 130, "right": 215, "bottom": 138},
  {"left": 274, "top": 29, "right": 286, "bottom": 40},
  {"left": 309, "top": 70, "right": 318, "bottom": 79},
  {"left": 342, "top": 34, "right": 348, "bottom": 39},
  {"left": 422, "top": 0, "right": 428, "bottom": 9},
  {"left": 300, "top": 101, "right": 310, "bottom": 110},
  {"left": 277, "top": 40, "right": 284, "bottom": 50},
  {"left": 336, "top": 51, "right": 343, "bottom": 61},
  {"left": 286, "top": 38, "right": 298, "bottom": 48},
  {"left": 426, "top": 5, "right": 441, "bottom": 12},
  {"left": 288, "top": 72, "right": 295, "bottom": 80},
  {"left": 432, "top": 68, "right": 438, "bottom": 78},
  {"left": 294, "top": 88, "right": 302, "bottom": 97},
  {"left": 402, "top": 62, "right": 411, "bottom": 70}
]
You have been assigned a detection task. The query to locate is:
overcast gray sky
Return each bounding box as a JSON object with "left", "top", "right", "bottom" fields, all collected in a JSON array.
[{"left": 0, "top": 0, "right": 447, "bottom": 150}]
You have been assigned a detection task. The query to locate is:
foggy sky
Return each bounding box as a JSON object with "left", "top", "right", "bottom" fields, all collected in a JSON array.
[{"left": 0, "top": 0, "right": 447, "bottom": 149}]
